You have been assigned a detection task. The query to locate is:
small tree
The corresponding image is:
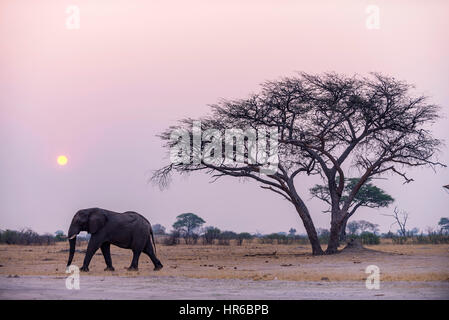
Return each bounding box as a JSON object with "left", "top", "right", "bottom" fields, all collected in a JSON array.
[
  {"left": 310, "top": 178, "right": 393, "bottom": 242},
  {"left": 347, "top": 221, "right": 360, "bottom": 235},
  {"left": 359, "top": 231, "right": 380, "bottom": 245},
  {"left": 164, "top": 230, "right": 181, "bottom": 246},
  {"left": 346, "top": 220, "right": 379, "bottom": 236},
  {"left": 173, "top": 213, "right": 205, "bottom": 241},
  {"left": 408, "top": 227, "right": 419, "bottom": 237},
  {"left": 203, "top": 226, "right": 221, "bottom": 244},
  {"left": 237, "top": 232, "right": 252, "bottom": 245},
  {"left": 438, "top": 217, "right": 449, "bottom": 233},
  {"left": 288, "top": 228, "right": 297, "bottom": 237},
  {"left": 358, "top": 220, "right": 379, "bottom": 234},
  {"left": 152, "top": 224, "right": 166, "bottom": 235},
  {"left": 315, "top": 228, "right": 330, "bottom": 244},
  {"left": 218, "top": 231, "right": 237, "bottom": 245},
  {"left": 54, "top": 230, "right": 66, "bottom": 242},
  {"left": 385, "top": 207, "right": 409, "bottom": 237}
]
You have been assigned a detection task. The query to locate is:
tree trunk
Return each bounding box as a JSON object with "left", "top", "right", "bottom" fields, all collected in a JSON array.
[
  {"left": 326, "top": 220, "right": 343, "bottom": 254},
  {"left": 292, "top": 202, "right": 324, "bottom": 255},
  {"left": 339, "top": 216, "right": 349, "bottom": 242},
  {"left": 303, "top": 216, "right": 324, "bottom": 255},
  {"left": 287, "top": 179, "right": 324, "bottom": 255}
]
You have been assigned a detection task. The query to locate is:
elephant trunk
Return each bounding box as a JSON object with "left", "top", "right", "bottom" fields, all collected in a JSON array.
[
  {"left": 66, "top": 223, "right": 79, "bottom": 267},
  {"left": 67, "top": 237, "right": 76, "bottom": 267}
]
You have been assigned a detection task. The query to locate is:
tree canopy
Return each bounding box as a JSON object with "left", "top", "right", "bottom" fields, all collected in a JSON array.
[
  {"left": 172, "top": 213, "right": 205, "bottom": 236},
  {"left": 311, "top": 178, "right": 394, "bottom": 212},
  {"left": 438, "top": 217, "right": 449, "bottom": 232}
]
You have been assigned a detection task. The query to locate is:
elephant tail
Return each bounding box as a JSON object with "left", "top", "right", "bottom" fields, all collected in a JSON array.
[{"left": 150, "top": 225, "right": 157, "bottom": 256}]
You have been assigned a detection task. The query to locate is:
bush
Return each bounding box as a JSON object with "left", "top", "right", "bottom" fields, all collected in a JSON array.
[
  {"left": 391, "top": 236, "right": 407, "bottom": 244},
  {"left": 217, "top": 231, "right": 237, "bottom": 245},
  {"left": 317, "top": 228, "right": 330, "bottom": 244},
  {"left": 380, "top": 231, "right": 449, "bottom": 244},
  {"left": 203, "top": 227, "right": 221, "bottom": 245},
  {"left": 163, "top": 230, "right": 181, "bottom": 246},
  {"left": 261, "top": 233, "right": 290, "bottom": 245},
  {"left": 237, "top": 232, "right": 252, "bottom": 246},
  {"left": 54, "top": 230, "right": 66, "bottom": 242},
  {"left": 359, "top": 232, "right": 380, "bottom": 245},
  {"left": 0, "top": 229, "right": 55, "bottom": 245},
  {"left": 185, "top": 233, "right": 199, "bottom": 245},
  {"left": 260, "top": 236, "right": 273, "bottom": 244}
]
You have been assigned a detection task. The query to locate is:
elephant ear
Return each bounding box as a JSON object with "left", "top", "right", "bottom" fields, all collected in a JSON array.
[{"left": 88, "top": 210, "right": 107, "bottom": 234}]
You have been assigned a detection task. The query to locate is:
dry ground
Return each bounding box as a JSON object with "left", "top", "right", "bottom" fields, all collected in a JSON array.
[
  {"left": 2, "top": 276, "right": 448, "bottom": 299},
  {"left": 1, "top": 241, "right": 448, "bottom": 282}
]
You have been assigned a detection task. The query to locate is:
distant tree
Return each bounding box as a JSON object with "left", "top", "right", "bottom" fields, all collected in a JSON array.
[
  {"left": 346, "top": 220, "right": 379, "bottom": 236},
  {"left": 359, "top": 231, "right": 380, "bottom": 245},
  {"left": 347, "top": 221, "right": 360, "bottom": 235},
  {"left": 164, "top": 230, "right": 181, "bottom": 246},
  {"left": 288, "top": 228, "right": 297, "bottom": 237},
  {"left": 358, "top": 220, "right": 379, "bottom": 234},
  {"left": 382, "top": 231, "right": 395, "bottom": 239},
  {"left": 204, "top": 226, "right": 221, "bottom": 244},
  {"left": 237, "top": 232, "right": 252, "bottom": 245},
  {"left": 173, "top": 213, "right": 205, "bottom": 238},
  {"left": 311, "top": 178, "right": 393, "bottom": 242},
  {"left": 0, "top": 228, "right": 55, "bottom": 245},
  {"left": 316, "top": 228, "right": 330, "bottom": 244},
  {"left": 217, "top": 231, "right": 238, "bottom": 245},
  {"left": 316, "top": 228, "right": 330, "bottom": 238},
  {"left": 220, "top": 231, "right": 238, "bottom": 239},
  {"left": 438, "top": 217, "right": 449, "bottom": 233},
  {"left": 408, "top": 227, "right": 419, "bottom": 237},
  {"left": 54, "top": 230, "right": 66, "bottom": 242},
  {"left": 384, "top": 207, "right": 409, "bottom": 237},
  {"left": 152, "top": 224, "right": 166, "bottom": 235},
  {"left": 254, "top": 231, "right": 263, "bottom": 238}
]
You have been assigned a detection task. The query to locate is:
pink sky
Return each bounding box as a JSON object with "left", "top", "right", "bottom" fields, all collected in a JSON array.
[{"left": 1, "top": 0, "right": 448, "bottom": 235}]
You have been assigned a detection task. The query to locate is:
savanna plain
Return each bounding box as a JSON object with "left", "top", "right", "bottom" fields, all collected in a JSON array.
[{"left": 1, "top": 240, "right": 448, "bottom": 299}]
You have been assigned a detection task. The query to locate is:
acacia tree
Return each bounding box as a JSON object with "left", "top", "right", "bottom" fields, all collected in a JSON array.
[
  {"left": 310, "top": 178, "right": 394, "bottom": 242},
  {"left": 172, "top": 213, "right": 205, "bottom": 238},
  {"left": 153, "top": 72, "right": 444, "bottom": 255}
]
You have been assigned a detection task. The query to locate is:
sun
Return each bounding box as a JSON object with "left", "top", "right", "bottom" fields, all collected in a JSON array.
[{"left": 57, "top": 155, "right": 68, "bottom": 166}]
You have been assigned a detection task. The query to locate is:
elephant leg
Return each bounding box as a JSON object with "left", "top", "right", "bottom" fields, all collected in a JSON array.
[
  {"left": 144, "top": 243, "right": 163, "bottom": 271},
  {"left": 127, "top": 250, "right": 141, "bottom": 271},
  {"left": 80, "top": 238, "right": 102, "bottom": 272},
  {"left": 101, "top": 242, "right": 114, "bottom": 271}
]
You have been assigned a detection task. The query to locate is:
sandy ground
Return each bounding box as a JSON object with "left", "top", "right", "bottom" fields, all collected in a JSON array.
[
  {"left": 0, "top": 242, "right": 448, "bottom": 299},
  {"left": 1, "top": 276, "right": 448, "bottom": 300}
]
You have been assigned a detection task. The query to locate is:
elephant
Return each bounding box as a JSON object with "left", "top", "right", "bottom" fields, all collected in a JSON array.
[{"left": 66, "top": 208, "right": 163, "bottom": 272}]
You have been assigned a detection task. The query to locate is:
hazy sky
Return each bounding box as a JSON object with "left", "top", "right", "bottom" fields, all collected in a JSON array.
[{"left": 1, "top": 0, "right": 448, "bottom": 235}]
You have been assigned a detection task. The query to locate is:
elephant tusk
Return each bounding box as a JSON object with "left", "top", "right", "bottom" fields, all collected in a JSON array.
[{"left": 68, "top": 235, "right": 77, "bottom": 240}]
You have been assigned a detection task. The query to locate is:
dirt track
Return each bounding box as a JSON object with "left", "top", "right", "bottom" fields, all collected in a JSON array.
[{"left": 1, "top": 275, "right": 448, "bottom": 300}]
